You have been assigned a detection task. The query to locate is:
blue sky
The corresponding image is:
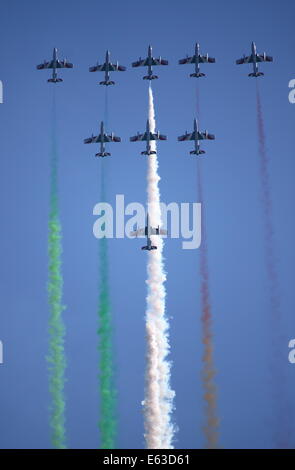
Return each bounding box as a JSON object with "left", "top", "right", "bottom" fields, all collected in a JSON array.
[{"left": 0, "top": 0, "right": 295, "bottom": 449}]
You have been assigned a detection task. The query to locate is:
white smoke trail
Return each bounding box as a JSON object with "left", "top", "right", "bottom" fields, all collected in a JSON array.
[{"left": 143, "top": 84, "right": 175, "bottom": 449}]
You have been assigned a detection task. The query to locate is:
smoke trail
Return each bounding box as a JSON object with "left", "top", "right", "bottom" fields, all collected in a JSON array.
[
  {"left": 195, "top": 85, "right": 219, "bottom": 448},
  {"left": 97, "top": 172, "right": 117, "bottom": 449},
  {"left": 97, "top": 87, "right": 117, "bottom": 449},
  {"left": 97, "top": 240, "right": 117, "bottom": 448},
  {"left": 143, "top": 85, "right": 175, "bottom": 449},
  {"left": 47, "top": 89, "right": 67, "bottom": 449},
  {"left": 256, "top": 83, "right": 279, "bottom": 318},
  {"left": 256, "top": 83, "right": 289, "bottom": 448},
  {"left": 197, "top": 161, "right": 219, "bottom": 448}
]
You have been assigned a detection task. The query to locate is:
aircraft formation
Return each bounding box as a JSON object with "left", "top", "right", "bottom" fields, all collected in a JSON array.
[
  {"left": 37, "top": 42, "right": 273, "bottom": 250},
  {"left": 36, "top": 41, "right": 273, "bottom": 157},
  {"left": 36, "top": 41, "right": 273, "bottom": 85}
]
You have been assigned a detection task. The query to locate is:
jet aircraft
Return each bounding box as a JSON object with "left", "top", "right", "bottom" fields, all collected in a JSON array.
[
  {"left": 179, "top": 42, "right": 215, "bottom": 77},
  {"left": 132, "top": 45, "right": 168, "bottom": 80},
  {"left": 178, "top": 118, "right": 215, "bottom": 155},
  {"left": 236, "top": 42, "right": 273, "bottom": 77},
  {"left": 130, "top": 213, "right": 167, "bottom": 251},
  {"left": 36, "top": 48, "right": 73, "bottom": 82},
  {"left": 130, "top": 119, "right": 167, "bottom": 155},
  {"left": 89, "top": 50, "right": 126, "bottom": 85},
  {"left": 84, "top": 121, "right": 121, "bottom": 157}
]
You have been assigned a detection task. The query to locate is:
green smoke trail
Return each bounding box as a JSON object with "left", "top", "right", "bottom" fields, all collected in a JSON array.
[
  {"left": 97, "top": 232, "right": 117, "bottom": 448},
  {"left": 47, "top": 89, "right": 67, "bottom": 449},
  {"left": 97, "top": 87, "right": 117, "bottom": 449}
]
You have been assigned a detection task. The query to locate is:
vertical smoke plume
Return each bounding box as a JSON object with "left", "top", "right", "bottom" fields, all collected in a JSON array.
[
  {"left": 197, "top": 161, "right": 219, "bottom": 448},
  {"left": 256, "top": 83, "right": 279, "bottom": 317},
  {"left": 97, "top": 170, "right": 117, "bottom": 449},
  {"left": 256, "top": 83, "right": 289, "bottom": 448},
  {"left": 195, "top": 85, "right": 219, "bottom": 448},
  {"left": 143, "top": 85, "right": 175, "bottom": 449},
  {"left": 97, "top": 87, "right": 117, "bottom": 449},
  {"left": 47, "top": 89, "right": 67, "bottom": 449}
]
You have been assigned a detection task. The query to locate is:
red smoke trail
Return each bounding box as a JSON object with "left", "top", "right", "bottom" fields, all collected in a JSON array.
[
  {"left": 197, "top": 160, "right": 219, "bottom": 448},
  {"left": 256, "top": 83, "right": 279, "bottom": 315},
  {"left": 256, "top": 82, "right": 289, "bottom": 448},
  {"left": 195, "top": 85, "right": 219, "bottom": 447}
]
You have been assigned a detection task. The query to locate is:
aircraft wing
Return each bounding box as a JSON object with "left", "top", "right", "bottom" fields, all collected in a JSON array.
[
  {"left": 199, "top": 132, "right": 215, "bottom": 140},
  {"left": 151, "top": 57, "right": 168, "bottom": 66},
  {"left": 132, "top": 58, "right": 149, "bottom": 67},
  {"left": 150, "top": 228, "right": 167, "bottom": 235},
  {"left": 199, "top": 55, "right": 215, "bottom": 63},
  {"left": 178, "top": 132, "right": 194, "bottom": 141},
  {"left": 90, "top": 61, "right": 126, "bottom": 72},
  {"left": 55, "top": 60, "right": 73, "bottom": 69},
  {"left": 130, "top": 228, "right": 145, "bottom": 237},
  {"left": 150, "top": 132, "right": 167, "bottom": 141},
  {"left": 179, "top": 55, "right": 215, "bottom": 64},
  {"left": 84, "top": 133, "right": 120, "bottom": 144},
  {"left": 256, "top": 54, "right": 273, "bottom": 63},
  {"left": 37, "top": 59, "right": 73, "bottom": 70},
  {"left": 89, "top": 63, "right": 106, "bottom": 72},
  {"left": 109, "top": 63, "right": 126, "bottom": 71},
  {"left": 84, "top": 135, "right": 101, "bottom": 144},
  {"left": 179, "top": 56, "right": 194, "bottom": 64},
  {"left": 236, "top": 55, "right": 253, "bottom": 64},
  {"left": 106, "top": 134, "right": 121, "bottom": 142},
  {"left": 130, "top": 132, "right": 166, "bottom": 142},
  {"left": 130, "top": 133, "right": 146, "bottom": 142},
  {"left": 36, "top": 61, "right": 51, "bottom": 70},
  {"left": 132, "top": 57, "right": 168, "bottom": 67}
]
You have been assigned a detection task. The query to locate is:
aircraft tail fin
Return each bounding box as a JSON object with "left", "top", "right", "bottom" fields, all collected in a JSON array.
[
  {"left": 48, "top": 78, "right": 63, "bottom": 83},
  {"left": 190, "top": 72, "right": 205, "bottom": 78},
  {"left": 99, "top": 80, "right": 115, "bottom": 86},
  {"left": 190, "top": 149, "right": 206, "bottom": 155},
  {"left": 141, "top": 245, "right": 157, "bottom": 251},
  {"left": 248, "top": 72, "right": 264, "bottom": 77},
  {"left": 96, "top": 152, "right": 111, "bottom": 157},
  {"left": 143, "top": 75, "right": 158, "bottom": 80},
  {"left": 141, "top": 150, "right": 156, "bottom": 155}
]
